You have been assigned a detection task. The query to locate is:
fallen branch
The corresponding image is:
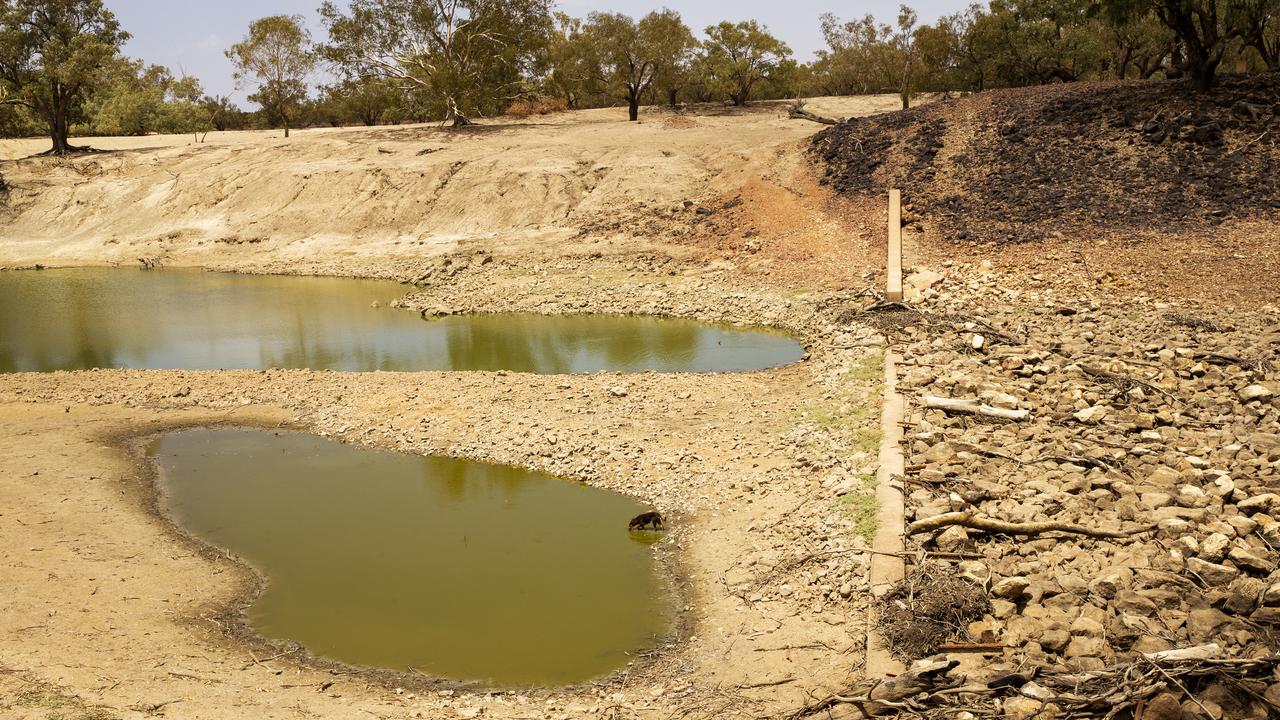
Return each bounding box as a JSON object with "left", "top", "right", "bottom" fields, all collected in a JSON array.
[
  {"left": 907, "top": 511, "right": 1156, "bottom": 539},
  {"left": 788, "top": 659, "right": 962, "bottom": 719},
  {"left": 737, "top": 676, "right": 796, "bottom": 689},
  {"left": 923, "top": 396, "right": 1029, "bottom": 421},
  {"left": 1143, "top": 644, "right": 1221, "bottom": 662},
  {"left": 1080, "top": 364, "right": 1175, "bottom": 400},
  {"left": 936, "top": 643, "right": 1004, "bottom": 652},
  {"left": 786, "top": 649, "right": 1280, "bottom": 719},
  {"left": 1226, "top": 129, "right": 1271, "bottom": 158},
  {"left": 787, "top": 100, "right": 843, "bottom": 126}
]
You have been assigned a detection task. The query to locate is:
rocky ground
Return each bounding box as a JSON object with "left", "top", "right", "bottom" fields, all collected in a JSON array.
[
  {"left": 4, "top": 83, "right": 1280, "bottom": 720},
  {"left": 838, "top": 263, "right": 1280, "bottom": 719}
]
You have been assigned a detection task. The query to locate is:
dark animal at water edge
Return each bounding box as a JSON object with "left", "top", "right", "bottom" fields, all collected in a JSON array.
[{"left": 628, "top": 511, "right": 664, "bottom": 531}]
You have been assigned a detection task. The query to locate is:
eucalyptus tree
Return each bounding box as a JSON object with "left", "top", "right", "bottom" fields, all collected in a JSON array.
[
  {"left": 318, "top": 0, "right": 554, "bottom": 126},
  {"left": 1096, "top": 0, "right": 1261, "bottom": 89},
  {"left": 1234, "top": 0, "right": 1279, "bottom": 70},
  {"left": 700, "top": 20, "right": 792, "bottom": 106},
  {"left": 226, "top": 14, "right": 315, "bottom": 137},
  {"left": 580, "top": 9, "right": 696, "bottom": 121},
  {"left": 0, "top": 0, "right": 128, "bottom": 154}
]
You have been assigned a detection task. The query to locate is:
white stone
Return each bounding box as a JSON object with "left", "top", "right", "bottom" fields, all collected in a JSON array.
[
  {"left": 1200, "top": 533, "right": 1231, "bottom": 561},
  {"left": 1241, "top": 384, "right": 1275, "bottom": 401},
  {"left": 1074, "top": 405, "right": 1109, "bottom": 424}
]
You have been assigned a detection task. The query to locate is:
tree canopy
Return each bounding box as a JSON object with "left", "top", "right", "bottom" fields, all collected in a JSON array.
[
  {"left": 2, "top": 0, "right": 1278, "bottom": 142},
  {"left": 0, "top": 0, "right": 128, "bottom": 153},
  {"left": 578, "top": 9, "right": 696, "bottom": 121},
  {"left": 226, "top": 14, "right": 315, "bottom": 137},
  {"left": 700, "top": 21, "right": 794, "bottom": 107},
  {"left": 318, "top": 0, "right": 553, "bottom": 126}
]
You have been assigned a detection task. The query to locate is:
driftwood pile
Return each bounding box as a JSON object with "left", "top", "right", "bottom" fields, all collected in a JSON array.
[{"left": 790, "top": 647, "right": 1280, "bottom": 719}]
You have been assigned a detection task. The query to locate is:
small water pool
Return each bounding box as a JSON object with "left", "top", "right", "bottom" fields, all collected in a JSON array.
[
  {"left": 0, "top": 268, "right": 804, "bottom": 373},
  {"left": 151, "top": 428, "right": 673, "bottom": 686}
]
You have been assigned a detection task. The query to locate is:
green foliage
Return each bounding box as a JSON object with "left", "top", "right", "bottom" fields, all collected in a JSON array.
[
  {"left": 543, "top": 12, "right": 593, "bottom": 109},
  {"left": 80, "top": 57, "right": 209, "bottom": 136},
  {"left": 812, "top": 13, "right": 898, "bottom": 96},
  {"left": 317, "top": 76, "right": 407, "bottom": 126},
  {"left": 576, "top": 9, "right": 697, "bottom": 120},
  {"left": 809, "top": 0, "right": 1274, "bottom": 96},
  {"left": 0, "top": 0, "right": 129, "bottom": 152},
  {"left": 318, "top": 0, "right": 554, "bottom": 125},
  {"left": 200, "top": 95, "right": 251, "bottom": 131},
  {"left": 700, "top": 20, "right": 793, "bottom": 106},
  {"left": 839, "top": 488, "right": 880, "bottom": 545},
  {"left": 0, "top": 97, "right": 40, "bottom": 136},
  {"left": 226, "top": 14, "right": 315, "bottom": 134}
]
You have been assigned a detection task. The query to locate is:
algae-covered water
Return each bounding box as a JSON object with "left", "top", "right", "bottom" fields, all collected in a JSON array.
[
  {"left": 0, "top": 268, "right": 803, "bottom": 373},
  {"left": 152, "top": 428, "right": 672, "bottom": 686}
]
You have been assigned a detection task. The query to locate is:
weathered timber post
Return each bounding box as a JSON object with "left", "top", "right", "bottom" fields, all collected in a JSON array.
[{"left": 886, "top": 189, "right": 903, "bottom": 302}]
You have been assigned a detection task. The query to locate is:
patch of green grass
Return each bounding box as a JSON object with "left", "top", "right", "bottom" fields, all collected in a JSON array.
[
  {"left": 796, "top": 352, "right": 886, "bottom": 458},
  {"left": 774, "top": 286, "right": 814, "bottom": 300},
  {"left": 846, "top": 354, "right": 885, "bottom": 382},
  {"left": 17, "top": 689, "right": 74, "bottom": 710},
  {"left": 851, "top": 428, "right": 883, "bottom": 455},
  {"left": 838, "top": 487, "right": 880, "bottom": 545},
  {"left": 799, "top": 400, "right": 879, "bottom": 433}
]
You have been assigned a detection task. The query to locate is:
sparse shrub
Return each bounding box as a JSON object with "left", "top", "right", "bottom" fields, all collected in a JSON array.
[
  {"left": 506, "top": 96, "right": 569, "bottom": 119},
  {"left": 532, "top": 96, "right": 569, "bottom": 115},
  {"left": 0, "top": 171, "right": 9, "bottom": 200}
]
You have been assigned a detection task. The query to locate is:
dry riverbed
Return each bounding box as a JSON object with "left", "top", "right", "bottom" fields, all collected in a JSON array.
[
  {"left": 0, "top": 259, "right": 889, "bottom": 720},
  {"left": 7, "top": 89, "right": 1279, "bottom": 720}
]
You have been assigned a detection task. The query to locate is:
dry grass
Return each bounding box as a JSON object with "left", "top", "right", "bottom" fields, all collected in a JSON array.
[{"left": 505, "top": 96, "right": 570, "bottom": 119}]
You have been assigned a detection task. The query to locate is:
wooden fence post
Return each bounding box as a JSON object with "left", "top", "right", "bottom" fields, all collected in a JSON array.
[{"left": 886, "top": 189, "right": 903, "bottom": 302}]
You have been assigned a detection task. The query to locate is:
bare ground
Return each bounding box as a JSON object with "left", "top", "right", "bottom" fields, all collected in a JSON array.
[
  {"left": 4, "top": 89, "right": 1280, "bottom": 720},
  {"left": 0, "top": 95, "right": 901, "bottom": 720}
]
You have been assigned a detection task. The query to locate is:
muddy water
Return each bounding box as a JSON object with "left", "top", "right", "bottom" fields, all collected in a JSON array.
[
  {"left": 0, "top": 268, "right": 803, "bottom": 373},
  {"left": 152, "top": 428, "right": 671, "bottom": 686}
]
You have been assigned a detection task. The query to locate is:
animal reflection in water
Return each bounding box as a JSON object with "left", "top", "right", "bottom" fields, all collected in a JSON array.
[{"left": 628, "top": 511, "right": 664, "bottom": 531}]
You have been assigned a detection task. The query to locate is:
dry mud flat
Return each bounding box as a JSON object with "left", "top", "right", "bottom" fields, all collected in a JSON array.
[{"left": 0, "top": 262, "right": 889, "bottom": 720}]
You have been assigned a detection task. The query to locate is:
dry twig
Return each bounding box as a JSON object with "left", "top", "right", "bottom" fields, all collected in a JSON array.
[{"left": 908, "top": 511, "right": 1156, "bottom": 539}]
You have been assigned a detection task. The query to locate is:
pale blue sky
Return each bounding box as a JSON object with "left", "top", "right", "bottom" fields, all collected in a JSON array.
[{"left": 110, "top": 0, "right": 971, "bottom": 102}]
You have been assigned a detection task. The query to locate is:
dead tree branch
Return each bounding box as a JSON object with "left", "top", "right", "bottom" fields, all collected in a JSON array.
[
  {"left": 908, "top": 511, "right": 1156, "bottom": 539},
  {"left": 788, "top": 100, "right": 843, "bottom": 126},
  {"left": 923, "top": 396, "right": 1030, "bottom": 421}
]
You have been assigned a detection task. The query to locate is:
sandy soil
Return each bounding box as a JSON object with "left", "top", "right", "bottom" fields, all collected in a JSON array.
[
  {"left": 0, "top": 97, "right": 898, "bottom": 277},
  {"left": 0, "top": 98, "right": 906, "bottom": 720}
]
